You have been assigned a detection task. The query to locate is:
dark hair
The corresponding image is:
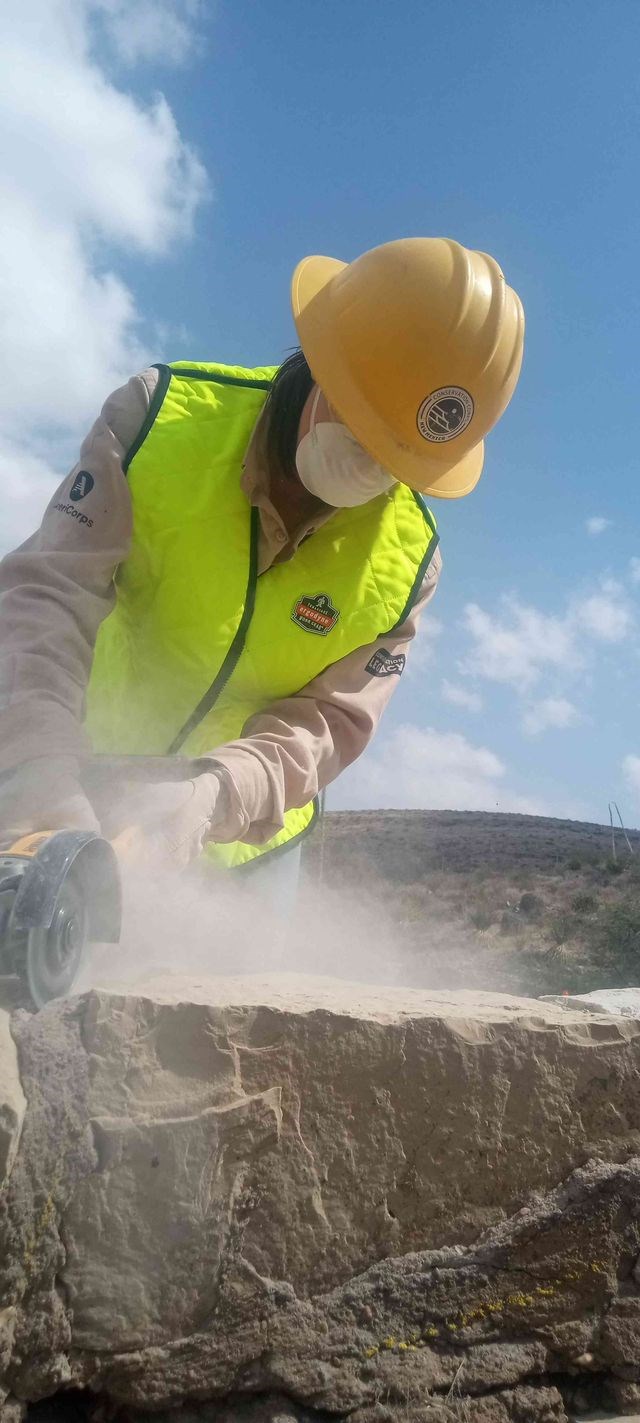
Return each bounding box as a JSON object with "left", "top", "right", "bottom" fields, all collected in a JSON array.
[{"left": 264, "top": 347, "right": 314, "bottom": 481}]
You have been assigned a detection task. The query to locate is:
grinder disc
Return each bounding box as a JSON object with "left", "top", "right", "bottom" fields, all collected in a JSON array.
[{"left": 24, "top": 876, "right": 88, "bottom": 1010}]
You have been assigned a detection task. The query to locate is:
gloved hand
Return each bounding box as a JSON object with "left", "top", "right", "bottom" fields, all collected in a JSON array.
[
  {"left": 104, "top": 772, "right": 223, "bottom": 871},
  {"left": 0, "top": 755, "right": 100, "bottom": 840}
]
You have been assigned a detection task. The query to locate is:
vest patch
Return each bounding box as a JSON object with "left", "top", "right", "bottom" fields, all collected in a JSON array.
[
  {"left": 365, "top": 648, "right": 406, "bottom": 677},
  {"left": 291, "top": 592, "right": 340, "bottom": 636}
]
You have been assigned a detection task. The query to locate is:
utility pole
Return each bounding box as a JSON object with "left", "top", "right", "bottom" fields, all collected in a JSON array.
[{"left": 608, "top": 801, "right": 635, "bottom": 861}]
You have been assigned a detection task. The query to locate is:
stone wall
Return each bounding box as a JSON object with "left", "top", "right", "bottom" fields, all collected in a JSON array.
[{"left": 2, "top": 976, "right": 640, "bottom": 1420}]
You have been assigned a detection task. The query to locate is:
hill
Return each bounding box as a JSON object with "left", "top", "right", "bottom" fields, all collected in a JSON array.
[{"left": 302, "top": 810, "right": 640, "bottom": 997}]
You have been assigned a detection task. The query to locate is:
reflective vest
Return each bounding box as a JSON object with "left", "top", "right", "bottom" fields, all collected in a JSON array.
[{"left": 86, "top": 362, "right": 439, "bottom": 867}]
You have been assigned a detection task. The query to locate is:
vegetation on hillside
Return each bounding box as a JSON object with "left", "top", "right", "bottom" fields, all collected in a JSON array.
[
  {"left": 446, "top": 846, "right": 640, "bottom": 995},
  {"left": 303, "top": 811, "right": 640, "bottom": 997}
]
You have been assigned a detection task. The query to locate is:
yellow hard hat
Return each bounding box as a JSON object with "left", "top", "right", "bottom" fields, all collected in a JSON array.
[{"left": 291, "top": 237, "right": 524, "bottom": 498}]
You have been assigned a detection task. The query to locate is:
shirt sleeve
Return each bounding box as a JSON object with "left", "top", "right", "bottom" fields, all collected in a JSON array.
[
  {"left": 208, "top": 545, "right": 442, "bottom": 844},
  {"left": 0, "top": 373, "right": 156, "bottom": 774}
]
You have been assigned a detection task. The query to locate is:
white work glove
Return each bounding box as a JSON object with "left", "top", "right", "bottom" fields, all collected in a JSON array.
[
  {"left": 0, "top": 756, "right": 100, "bottom": 840},
  {"left": 105, "top": 773, "right": 223, "bottom": 871}
]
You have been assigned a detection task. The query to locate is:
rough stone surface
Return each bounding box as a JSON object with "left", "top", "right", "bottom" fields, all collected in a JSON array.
[
  {"left": 0, "top": 1010, "right": 25, "bottom": 1185},
  {"left": 3, "top": 975, "right": 640, "bottom": 1421},
  {"left": 0, "top": 1398, "right": 25, "bottom": 1422},
  {"left": 120, "top": 1384, "right": 569, "bottom": 1421}
]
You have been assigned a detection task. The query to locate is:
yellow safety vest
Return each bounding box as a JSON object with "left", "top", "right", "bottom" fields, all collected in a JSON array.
[{"left": 86, "top": 362, "right": 439, "bottom": 866}]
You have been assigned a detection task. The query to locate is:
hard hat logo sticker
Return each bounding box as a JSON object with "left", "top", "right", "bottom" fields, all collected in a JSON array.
[
  {"left": 291, "top": 593, "right": 340, "bottom": 636},
  {"left": 417, "top": 387, "right": 474, "bottom": 443}
]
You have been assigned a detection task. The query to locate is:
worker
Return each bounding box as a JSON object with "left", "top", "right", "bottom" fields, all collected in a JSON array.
[{"left": 0, "top": 238, "right": 524, "bottom": 874}]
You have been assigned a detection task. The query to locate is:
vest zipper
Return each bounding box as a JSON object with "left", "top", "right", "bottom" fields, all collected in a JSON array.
[{"left": 166, "top": 505, "right": 260, "bottom": 755}]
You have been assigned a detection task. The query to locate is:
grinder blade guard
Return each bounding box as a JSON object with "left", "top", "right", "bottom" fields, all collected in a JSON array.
[{"left": 0, "top": 831, "right": 121, "bottom": 1009}]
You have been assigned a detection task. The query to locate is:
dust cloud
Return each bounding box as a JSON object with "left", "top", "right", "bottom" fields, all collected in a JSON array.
[
  {"left": 75, "top": 842, "right": 500, "bottom": 1001},
  {"left": 75, "top": 856, "right": 445, "bottom": 997}
]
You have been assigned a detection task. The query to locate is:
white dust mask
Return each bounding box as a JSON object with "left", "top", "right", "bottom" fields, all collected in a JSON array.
[{"left": 295, "top": 387, "right": 395, "bottom": 507}]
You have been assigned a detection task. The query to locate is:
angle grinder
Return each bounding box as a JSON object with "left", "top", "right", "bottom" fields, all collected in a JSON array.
[
  {"left": 0, "top": 755, "right": 194, "bottom": 1011},
  {"left": 0, "top": 830, "right": 121, "bottom": 1010}
]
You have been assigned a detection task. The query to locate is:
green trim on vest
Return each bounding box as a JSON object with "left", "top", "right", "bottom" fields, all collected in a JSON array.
[
  {"left": 86, "top": 362, "right": 438, "bottom": 868},
  {"left": 389, "top": 494, "right": 440, "bottom": 633},
  {"left": 123, "top": 364, "right": 171, "bottom": 475},
  {"left": 212, "top": 796, "right": 319, "bottom": 869}
]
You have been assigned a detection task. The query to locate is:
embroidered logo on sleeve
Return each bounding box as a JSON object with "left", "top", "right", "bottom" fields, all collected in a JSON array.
[
  {"left": 365, "top": 648, "right": 406, "bottom": 677},
  {"left": 291, "top": 593, "right": 340, "bottom": 635},
  {"left": 70, "top": 470, "right": 95, "bottom": 501}
]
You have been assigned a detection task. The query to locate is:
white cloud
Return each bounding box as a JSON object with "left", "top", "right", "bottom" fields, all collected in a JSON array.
[
  {"left": 623, "top": 755, "right": 640, "bottom": 801},
  {"left": 522, "top": 697, "right": 580, "bottom": 736},
  {"left": 0, "top": 440, "right": 68, "bottom": 553},
  {"left": 460, "top": 580, "right": 634, "bottom": 692},
  {"left": 461, "top": 599, "right": 575, "bottom": 690},
  {"left": 0, "top": 2, "right": 207, "bottom": 552},
  {"left": 574, "top": 579, "right": 633, "bottom": 643},
  {"left": 95, "top": 0, "right": 203, "bottom": 67},
  {"left": 441, "top": 679, "right": 483, "bottom": 713},
  {"left": 585, "top": 516, "right": 611, "bottom": 536},
  {"left": 331, "top": 723, "right": 543, "bottom": 814},
  {"left": 630, "top": 558, "right": 640, "bottom": 586}
]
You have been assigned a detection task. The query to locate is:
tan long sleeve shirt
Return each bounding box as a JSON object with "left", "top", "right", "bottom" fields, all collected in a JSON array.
[{"left": 0, "top": 368, "right": 441, "bottom": 845}]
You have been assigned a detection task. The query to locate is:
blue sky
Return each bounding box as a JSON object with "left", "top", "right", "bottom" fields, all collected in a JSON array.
[{"left": 2, "top": 0, "right": 639, "bottom": 825}]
